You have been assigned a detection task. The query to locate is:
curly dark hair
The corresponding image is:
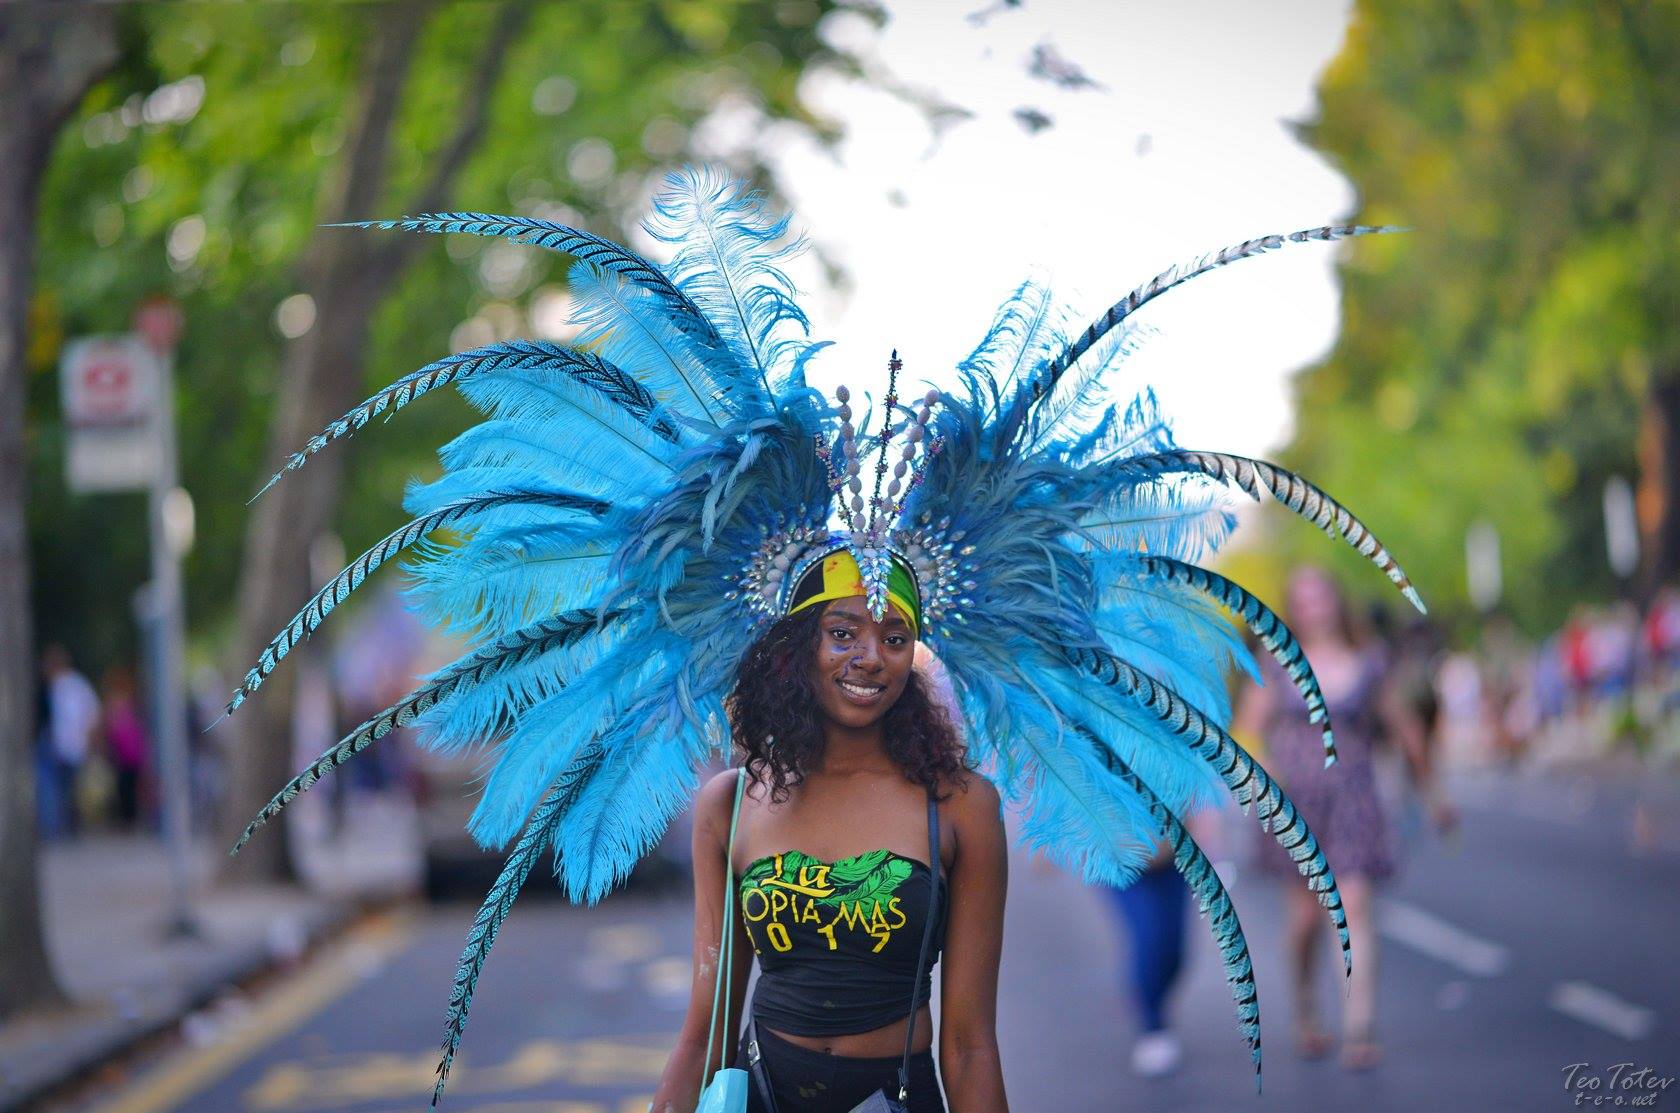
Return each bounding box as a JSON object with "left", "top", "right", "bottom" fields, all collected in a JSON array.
[{"left": 731, "top": 604, "right": 968, "bottom": 802}]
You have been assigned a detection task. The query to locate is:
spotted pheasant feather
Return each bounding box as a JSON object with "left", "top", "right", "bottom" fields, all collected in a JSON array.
[
  {"left": 338, "top": 213, "right": 727, "bottom": 355},
  {"left": 1072, "top": 645, "right": 1350, "bottom": 977},
  {"left": 1034, "top": 224, "right": 1398, "bottom": 398},
  {"left": 1134, "top": 554, "right": 1335, "bottom": 766},
  {"left": 433, "top": 742, "right": 605, "bottom": 1107},
  {"left": 253, "top": 341, "right": 679, "bottom": 500},
  {"left": 1090, "top": 735, "right": 1261, "bottom": 1085},
  {"left": 1105, "top": 449, "right": 1424, "bottom": 614},
  {"left": 225, "top": 491, "right": 608, "bottom": 717},
  {"left": 229, "top": 609, "right": 619, "bottom": 854}
]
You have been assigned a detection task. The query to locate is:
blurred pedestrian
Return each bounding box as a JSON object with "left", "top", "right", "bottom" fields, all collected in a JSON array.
[
  {"left": 1233, "top": 567, "right": 1453, "bottom": 1072},
  {"left": 1479, "top": 613, "right": 1528, "bottom": 763},
  {"left": 1590, "top": 603, "right": 1640, "bottom": 704},
  {"left": 1100, "top": 809, "right": 1218, "bottom": 1077},
  {"left": 34, "top": 679, "right": 62, "bottom": 838},
  {"left": 1561, "top": 606, "right": 1595, "bottom": 715},
  {"left": 100, "top": 664, "right": 150, "bottom": 829},
  {"left": 1531, "top": 634, "right": 1569, "bottom": 725},
  {"left": 1645, "top": 588, "right": 1680, "bottom": 717},
  {"left": 188, "top": 664, "right": 231, "bottom": 834},
  {"left": 40, "top": 644, "right": 100, "bottom": 839}
]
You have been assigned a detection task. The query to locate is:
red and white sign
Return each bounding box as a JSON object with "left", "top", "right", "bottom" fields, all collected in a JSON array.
[
  {"left": 60, "top": 334, "right": 163, "bottom": 491},
  {"left": 62, "top": 335, "right": 159, "bottom": 428}
]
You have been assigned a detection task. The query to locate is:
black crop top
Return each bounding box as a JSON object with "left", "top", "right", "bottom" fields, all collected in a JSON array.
[{"left": 738, "top": 842, "right": 946, "bottom": 1036}]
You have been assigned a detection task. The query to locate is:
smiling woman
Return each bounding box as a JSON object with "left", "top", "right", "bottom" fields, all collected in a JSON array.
[
  {"left": 729, "top": 568, "right": 969, "bottom": 806},
  {"left": 651, "top": 549, "right": 1009, "bottom": 1113}
]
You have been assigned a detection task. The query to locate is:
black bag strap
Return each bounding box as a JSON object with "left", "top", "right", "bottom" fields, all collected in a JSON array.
[
  {"left": 896, "top": 790, "right": 942, "bottom": 1103},
  {"left": 746, "top": 1016, "right": 777, "bottom": 1112}
]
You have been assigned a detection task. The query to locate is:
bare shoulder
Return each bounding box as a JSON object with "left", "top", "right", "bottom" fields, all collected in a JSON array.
[
  {"left": 946, "top": 766, "right": 1000, "bottom": 807},
  {"left": 694, "top": 768, "right": 743, "bottom": 840},
  {"left": 942, "top": 767, "right": 1003, "bottom": 829}
]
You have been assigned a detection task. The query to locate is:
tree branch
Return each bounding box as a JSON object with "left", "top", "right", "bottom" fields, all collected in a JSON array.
[
  {"left": 319, "top": 0, "right": 432, "bottom": 230},
  {"left": 374, "top": 0, "right": 533, "bottom": 273}
]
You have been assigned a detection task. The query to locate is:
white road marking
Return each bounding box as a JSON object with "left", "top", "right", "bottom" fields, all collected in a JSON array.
[
  {"left": 1549, "top": 981, "right": 1657, "bottom": 1041},
  {"left": 642, "top": 956, "right": 694, "bottom": 998},
  {"left": 1379, "top": 898, "right": 1511, "bottom": 978}
]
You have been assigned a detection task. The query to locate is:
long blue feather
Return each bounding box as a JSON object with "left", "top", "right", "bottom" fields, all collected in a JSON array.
[
  {"left": 228, "top": 609, "right": 620, "bottom": 855},
  {"left": 1031, "top": 224, "right": 1401, "bottom": 402},
  {"left": 225, "top": 491, "right": 607, "bottom": 717},
  {"left": 555, "top": 696, "right": 714, "bottom": 902},
  {"left": 422, "top": 430, "right": 663, "bottom": 507},
  {"left": 464, "top": 641, "right": 653, "bottom": 847},
  {"left": 410, "top": 603, "right": 639, "bottom": 762},
  {"left": 1023, "top": 320, "right": 1154, "bottom": 452},
  {"left": 978, "top": 666, "right": 1160, "bottom": 885},
  {"left": 1089, "top": 735, "right": 1262, "bottom": 1087},
  {"left": 1089, "top": 579, "right": 1256, "bottom": 722},
  {"left": 956, "top": 280, "right": 1067, "bottom": 421},
  {"left": 337, "top": 212, "right": 728, "bottom": 355},
  {"left": 453, "top": 369, "right": 679, "bottom": 477},
  {"left": 568, "top": 263, "right": 733, "bottom": 426},
  {"left": 645, "top": 167, "right": 810, "bottom": 406},
  {"left": 433, "top": 743, "right": 604, "bottom": 1107},
  {"left": 1077, "top": 479, "right": 1237, "bottom": 564},
  {"left": 402, "top": 527, "right": 614, "bottom": 641},
  {"left": 250, "top": 340, "right": 679, "bottom": 501}
]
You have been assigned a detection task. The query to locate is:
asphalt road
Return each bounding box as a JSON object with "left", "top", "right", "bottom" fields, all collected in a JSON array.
[{"left": 74, "top": 765, "right": 1679, "bottom": 1113}]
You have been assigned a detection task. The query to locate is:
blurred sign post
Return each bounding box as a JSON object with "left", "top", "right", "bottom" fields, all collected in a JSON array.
[
  {"left": 60, "top": 335, "right": 162, "bottom": 490},
  {"left": 1465, "top": 518, "right": 1502, "bottom": 614},
  {"left": 1604, "top": 475, "right": 1639, "bottom": 584},
  {"left": 60, "top": 298, "right": 198, "bottom": 936}
]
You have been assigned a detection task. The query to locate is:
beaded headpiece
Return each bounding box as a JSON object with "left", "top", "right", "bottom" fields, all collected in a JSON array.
[{"left": 813, "top": 349, "right": 944, "bottom": 611}]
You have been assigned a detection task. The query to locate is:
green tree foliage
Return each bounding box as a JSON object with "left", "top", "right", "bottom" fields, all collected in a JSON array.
[
  {"left": 28, "top": 0, "right": 849, "bottom": 675},
  {"left": 1281, "top": 0, "right": 1679, "bottom": 635}
]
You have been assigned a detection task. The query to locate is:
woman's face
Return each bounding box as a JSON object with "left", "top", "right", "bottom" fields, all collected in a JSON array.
[
  {"left": 809, "top": 597, "right": 916, "bottom": 729},
  {"left": 1288, "top": 567, "right": 1343, "bottom": 642}
]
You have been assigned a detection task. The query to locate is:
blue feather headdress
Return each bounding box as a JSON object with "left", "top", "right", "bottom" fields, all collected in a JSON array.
[{"left": 226, "top": 166, "right": 1419, "bottom": 1102}]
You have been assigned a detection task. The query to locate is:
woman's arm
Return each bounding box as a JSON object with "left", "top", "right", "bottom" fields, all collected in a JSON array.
[
  {"left": 649, "top": 770, "right": 755, "bottom": 1113},
  {"left": 938, "top": 771, "right": 1009, "bottom": 1112},
  {"left": 1378, "top": 671, "right": 1458, "bottom": 835}
]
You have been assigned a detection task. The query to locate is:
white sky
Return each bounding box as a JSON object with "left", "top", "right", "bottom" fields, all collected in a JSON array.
[{"left": 721, "top": 0, "right": 1357, "bottom": 458}]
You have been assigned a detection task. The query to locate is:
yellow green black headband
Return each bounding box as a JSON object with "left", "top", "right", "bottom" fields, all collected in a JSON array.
[{"left": 785, "top": 548, "right": 922, "bottom": 638}]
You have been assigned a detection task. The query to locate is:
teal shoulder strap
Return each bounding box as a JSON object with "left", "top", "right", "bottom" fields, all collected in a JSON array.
[{"left": 702, "top": 768, "right": 747, "bottom": 1078}]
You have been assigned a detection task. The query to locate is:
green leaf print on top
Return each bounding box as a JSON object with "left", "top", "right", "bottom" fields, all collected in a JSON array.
[
  {"left": 741, "top": 849, "right": 921, "bottom": 954},
  {"left": 745, "top": 849, "right": 915, "bottom": 908},
  {"left": 815, "top": 850, "right": 915, "bottom": 909}
]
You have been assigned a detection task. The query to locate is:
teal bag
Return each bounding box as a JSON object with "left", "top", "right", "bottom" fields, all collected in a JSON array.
[{"left": 694, "top": 769, "right": 750, "bottom": 1113}]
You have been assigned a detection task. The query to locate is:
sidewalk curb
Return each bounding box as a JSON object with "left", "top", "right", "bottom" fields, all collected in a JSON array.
[{"left": 0, "top": 895, "right": 361, "bottom": 1112}]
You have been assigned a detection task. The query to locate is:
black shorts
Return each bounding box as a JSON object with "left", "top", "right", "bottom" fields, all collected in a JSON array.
[{"left": 735, "top": 1024, "right": 946, "bottom": 1113}]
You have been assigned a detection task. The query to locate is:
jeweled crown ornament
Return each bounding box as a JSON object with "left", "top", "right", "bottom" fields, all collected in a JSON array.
[{"left": 812, "top": 350, "right": 944, "bottom": 619}]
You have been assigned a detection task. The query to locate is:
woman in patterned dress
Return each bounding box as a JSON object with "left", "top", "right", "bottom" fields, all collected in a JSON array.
[{"left": 1234, "top": 566, "right": 1454, "bottom": 1071}]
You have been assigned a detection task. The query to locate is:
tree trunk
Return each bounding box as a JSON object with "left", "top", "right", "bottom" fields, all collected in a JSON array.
[
  {"left": 219, "top": 0, "right": 529, "bottom": 883},
  {"left": 1637, "top": 372, "right": 1680, "bottom": 603},
  {"left": 0, "top": 4, "right": 119, "bottom": 1021}
]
